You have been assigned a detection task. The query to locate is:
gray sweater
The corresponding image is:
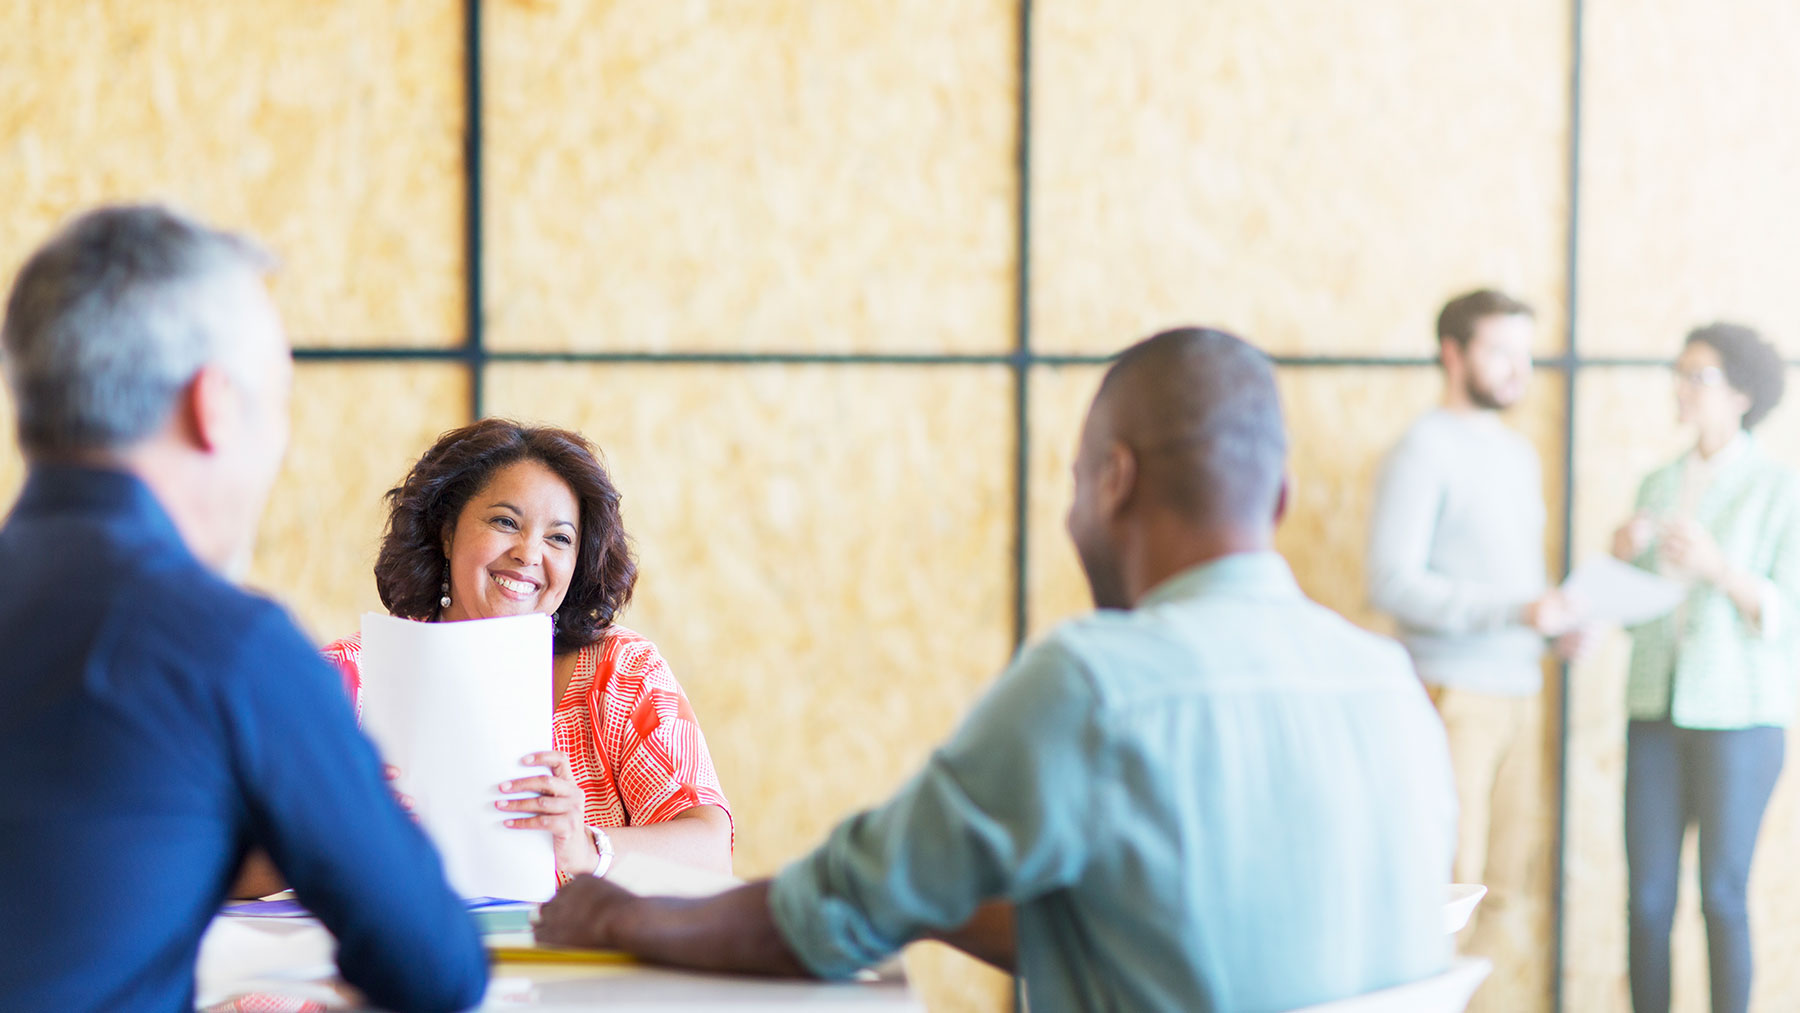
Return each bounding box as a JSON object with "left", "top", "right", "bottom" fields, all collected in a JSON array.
[{"left": 1367, "top": 409, "right": 1548, "bottom": 694}]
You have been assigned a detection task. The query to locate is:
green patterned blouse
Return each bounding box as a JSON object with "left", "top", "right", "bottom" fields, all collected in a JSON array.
[{"left": 1625, "top": 437, "right": 1800, "bottom": 729}]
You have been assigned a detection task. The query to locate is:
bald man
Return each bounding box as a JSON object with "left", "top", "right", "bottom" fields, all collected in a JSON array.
[{"left": 535, "top": 329, "right": 1456, "bottom": 1010}]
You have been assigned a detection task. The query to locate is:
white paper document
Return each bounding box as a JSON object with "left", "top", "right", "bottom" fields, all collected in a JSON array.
[
  {"left": 1561, "top": 556, "right": 1688, "bottom": 627},
  {"left": 359, "top": 612, "right": 556, "bottom": 902}
]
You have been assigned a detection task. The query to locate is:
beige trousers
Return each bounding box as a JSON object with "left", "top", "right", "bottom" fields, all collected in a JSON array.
[{"left": 1428, "top": 684, "right": 1540, "bottom": 897}]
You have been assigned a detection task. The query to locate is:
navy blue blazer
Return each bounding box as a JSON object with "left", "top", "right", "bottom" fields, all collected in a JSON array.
[{"left": 0, "top": 466, "right": 487, "bottom": 1011}]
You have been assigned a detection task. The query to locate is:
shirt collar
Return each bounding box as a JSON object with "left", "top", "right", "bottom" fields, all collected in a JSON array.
[
  {"left": 1137, "top": 550, "right": 1302, "bottom": 609},
  {"left": 1684, "top": 431, "right": 1751, "bottom": 473},
  {"left": 1432, "top": 406, "right": 1507, "bottom": 433},
  {"left": 11, "top": 464, "right": 185, "bottom": 547}
]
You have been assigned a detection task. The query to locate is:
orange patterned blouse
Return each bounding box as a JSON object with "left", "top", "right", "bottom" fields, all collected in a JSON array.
[{"left": 322, "top": 625, "right": 731, "bottom": 841}]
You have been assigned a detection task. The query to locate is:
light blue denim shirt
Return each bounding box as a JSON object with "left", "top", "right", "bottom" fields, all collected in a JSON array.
[{"left": 770, "top": 552, "right": 1454, "bottom": 1012}]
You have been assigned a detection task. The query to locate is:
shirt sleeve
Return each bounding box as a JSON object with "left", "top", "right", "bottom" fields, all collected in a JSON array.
[
  {"left": 223, "top": 606, "right": 488, "bottom": 1012},
  {"left": 1747, "top": 476, "right": 1800, "bottom": 642},
  {"left": 599, "top": 638, "right": 731, "bottom": 830},
  {"left": 1366, "top": 438, "right": 1534, "bottom": 635},
  {"left": 767, "top": 639, "right": 1104, "bottom": 980},
  {"left": 1742, "top": 576, "right": 1782, "bottom": 639}
]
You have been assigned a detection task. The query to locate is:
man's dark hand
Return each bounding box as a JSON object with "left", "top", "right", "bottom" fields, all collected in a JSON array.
[
  {"left": 532, "top": 878, "right": 811, "bottom": 977},
  {"left": 534, "top": 874, "right": 637, "bottom": 949}
]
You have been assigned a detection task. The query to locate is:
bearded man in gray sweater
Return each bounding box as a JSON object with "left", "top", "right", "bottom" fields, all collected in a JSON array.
[{"left": 1368, "top": 289, "right": 1590, "bottom": 935}]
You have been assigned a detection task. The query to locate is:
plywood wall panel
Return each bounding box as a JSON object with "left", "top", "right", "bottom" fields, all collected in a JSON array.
[
  {"left": 248, "top": 363, "right": 472, "bottom": 642},
  {"left": 44, "top": 2, "right": 1800, "bottom": 1009},
  {"left": 1023, "top": 365, "right": 1105, "bottom": 639},
  {"left": 1029, "top": 362, "right": 1567, "bottom": 1011},
  {"left": 484, "top": 362, "right": 1017, "bottom": 1011},
  {"left": 483, "top": 363, "right": 1016, "bottom": 876},
  {"left": 1283, "top": 368, "right": 1567, "bottom": 1013},
  {"left": 1029, "top": 364, "right": 1568, "bottom": 631},
  {"left": 484, "top": 0, "right": 1016, "bottom": 355},
  {"left": 1577, "top": 0, "right": 1800, "bottom": 357},
  {"left": 1033, "top": 0, "right": 1570, "bottom": 357},
  {"left": 0, "top": 1, "right": 464, "bottom": 346},
  {"left": 1565, "top": 368, "right": 1800, "bottom": 1013},
  {"left": 0, "top": 363, "right": 470, "bottom": 642},
  {"left": 0, "top": 386, "right": 22, "bottom": 508}
]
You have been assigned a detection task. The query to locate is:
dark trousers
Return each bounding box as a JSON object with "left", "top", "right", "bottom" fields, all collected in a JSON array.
[{"left": 1625, "top": 719, "right": 1784, "bottom": 1013}]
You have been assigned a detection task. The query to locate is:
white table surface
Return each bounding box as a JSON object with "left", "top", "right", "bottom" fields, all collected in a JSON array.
[
  {"left": 195, "top": 874, "right": 1483, "bottom": 1009},
  {"left": 195, "top": 915, "right": 922, "bottom": 1012}
]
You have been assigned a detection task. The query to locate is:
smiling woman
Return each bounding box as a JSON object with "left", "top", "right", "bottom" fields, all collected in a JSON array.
[{"left": 321, "top": 419, "right": 734, "bottom": 885}]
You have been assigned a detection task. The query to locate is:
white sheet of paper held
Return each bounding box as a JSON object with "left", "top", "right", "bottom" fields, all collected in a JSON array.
[
  {"left": 359, "top": 612, "right": 555, "bottom": 902},
  {"left": 1562, "top": 556, "right": 1688, "bottom": 627}
]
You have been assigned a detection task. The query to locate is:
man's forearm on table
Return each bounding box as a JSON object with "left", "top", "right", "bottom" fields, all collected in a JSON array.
[
  {"left": 620, "top": 886, "right": 1017, "bottom": 978},
  {"left": 618, "top": 881, "right": 812, "bottom": 977},
  {"left": 926, "top": 900, "right": 1017, "bottom": 973}
]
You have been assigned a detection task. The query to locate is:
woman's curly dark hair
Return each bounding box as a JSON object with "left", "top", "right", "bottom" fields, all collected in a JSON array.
[
  {"left": 373, "top": 418, "right": 637, "bottom": 654},
  {"left": 1686, "top": 322, "right": 1787, "bottom": 430}
]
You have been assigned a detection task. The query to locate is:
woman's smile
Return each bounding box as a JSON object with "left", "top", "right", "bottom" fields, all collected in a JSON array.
[{"left": 490, "top": 571, "right": 541, "bottom": 600}]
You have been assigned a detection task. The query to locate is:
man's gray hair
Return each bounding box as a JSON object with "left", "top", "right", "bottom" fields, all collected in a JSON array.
[{"left": 0, "top": 204, "right": 277, "bottom": 455}]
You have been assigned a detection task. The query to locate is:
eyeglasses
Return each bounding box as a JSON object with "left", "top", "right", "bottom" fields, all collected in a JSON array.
[{"left": 1672, "top": 366, "right": 1728, "bottom": 389}]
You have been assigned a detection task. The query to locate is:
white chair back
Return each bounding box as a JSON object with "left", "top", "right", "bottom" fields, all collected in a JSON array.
[
  {"left": 1283, "top": 957, "right": 1493, "bottom": 1013},
  {"left": 1443, "top": 884, "right": 1487, "bottom": 934}
]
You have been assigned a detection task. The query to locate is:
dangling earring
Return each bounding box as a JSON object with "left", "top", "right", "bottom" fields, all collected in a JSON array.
[
  {"left": 549, "top": 612, "right": 559, "bottom": 632},
  {"left": 439, "top": 561, "right": 452, "bottom": 610}
]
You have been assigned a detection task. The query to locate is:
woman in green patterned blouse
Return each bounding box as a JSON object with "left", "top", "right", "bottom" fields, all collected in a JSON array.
[{"left": 1611, "top": 323, "right": 1799, "bottom": 1013}]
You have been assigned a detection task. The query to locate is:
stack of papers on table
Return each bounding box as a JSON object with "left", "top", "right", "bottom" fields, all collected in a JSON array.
[
  {"left": 223, "top": 895, "right": 529, "bottom": 920},
  {"left": 485, "top": 853, "right": 744, "bottom": 964}
]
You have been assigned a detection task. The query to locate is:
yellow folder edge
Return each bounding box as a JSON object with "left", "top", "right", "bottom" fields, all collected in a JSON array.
[{"left": 487, "top": 944, "right": 636, "bottom": 965}]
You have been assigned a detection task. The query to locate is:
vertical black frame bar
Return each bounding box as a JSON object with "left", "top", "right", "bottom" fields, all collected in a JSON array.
[
  {"left": 1012, "top": 0, "right": 1035, "bottom": 653},
  {"left": 464, "top": 0, "right": 487, "bottom": 420},
  {"left": 1552, "top": 0, "right": 1585, "bottom": 1008}
]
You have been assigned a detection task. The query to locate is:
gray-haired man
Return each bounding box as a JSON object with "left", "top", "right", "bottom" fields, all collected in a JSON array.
[{"left": 0, "top": 205, "right": 487, "bottom": 1010}]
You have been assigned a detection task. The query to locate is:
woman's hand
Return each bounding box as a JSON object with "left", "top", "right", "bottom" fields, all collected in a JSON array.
[
  {"left": 1613, "top": 511, "right": 1655, "bottom": 562},
  {"left": 498, "top": 751, "right": 597, "bottom": 878},
  {"left": 1522, "top": 588, "right": 1582, "bottom": 636},
  {"left": 1660, "top": 518, "right": 1729, "bottom": 584},
  {"left": 383, "top": 764, "right": 416, "bottom": 814},
  {"left": 1552, "top": 626, "right": 1602, "bottom": 663}
]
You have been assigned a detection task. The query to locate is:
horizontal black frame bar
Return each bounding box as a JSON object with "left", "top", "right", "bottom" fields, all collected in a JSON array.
[
  {"left": 290, "top": 349, "right": 1444, "bottom": 369},
  {"left": 293, "top": 347, "right": 474, "bottom": 362},
  {"left": 285, "top": 348, "right": 1442, "bottom": 368},
  {"left": 291, "top": 347, "right": 1765, "bottom": 370},
  {"left": 484, "top": 350, "right": 1023, "bottom": 366}
]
